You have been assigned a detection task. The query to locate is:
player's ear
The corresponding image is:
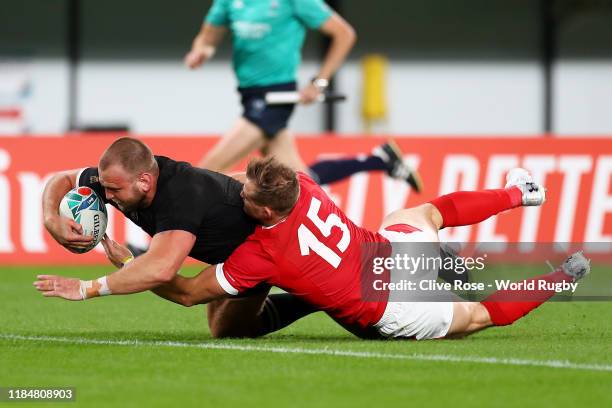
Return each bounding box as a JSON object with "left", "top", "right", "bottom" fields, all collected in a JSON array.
[
  {"left": 262, "top": 207, "right": 274, "bottom": 220},
  {"left": 138, "top": 173, "right": 154, "bottom": 192}
]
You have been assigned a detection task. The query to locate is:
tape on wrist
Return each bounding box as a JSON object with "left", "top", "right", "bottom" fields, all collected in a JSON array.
[
  {"left": 78, "top": 276, "right": 112, "bottom": 299},
  {"left": 97, "top": 276, "right": 112, "bottom": 296},
  {"left": 121, "top": 256, "right": 134, "bottom": 266},
  {"left": 78, "top": 280, "right": 91, "bottom": 300}
]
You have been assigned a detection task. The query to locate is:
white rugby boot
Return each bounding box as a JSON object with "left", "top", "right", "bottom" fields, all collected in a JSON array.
[
  {"left": 505, "top": 168, "right": 546, "bottom": 206},
  {"left": 558, "top": 251, "right": 591, "bottom": 282}
]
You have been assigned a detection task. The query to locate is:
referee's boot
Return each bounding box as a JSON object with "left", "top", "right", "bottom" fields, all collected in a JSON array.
[{"left": 373, "top": 140, "right": 423, "bottom": 193}]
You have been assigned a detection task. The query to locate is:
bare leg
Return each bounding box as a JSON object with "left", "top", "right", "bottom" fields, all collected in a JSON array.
[
  {"left": 377, "top": 193, "right": 568, "bottom": 340},
  {"left": 379, "top": 203, "right": 443, "bottom": 234},
  {"left": 207, "top": 291, "right": 269, "bottom": 338},
  {"left": 378, "top": 204, "right": 493, "bottom": 339},
  {"left": 445, "top": 302, "right": 493, "bottom": 338},
  {"left": 262, "top": 128, "right": 309, "bottom": 173},
  {"left": 207, "top": 291, "right": 318, "bottom": 338},
  {"left": 198, "top": 117, "right": 266, "bottom": 172}
]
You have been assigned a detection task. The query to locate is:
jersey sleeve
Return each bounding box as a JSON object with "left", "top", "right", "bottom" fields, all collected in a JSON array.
[
  {"left": 76, "top": 167, "right": 107, "bottom": 204},
  {"left": 292, "top": 0, "right": 333, "bottom": 29},
  {"left": 215, "top": 240, "right": 276, "bottom": 295},
  {"left": 205, "top": 0, "right": 230, "bottom": 26}
]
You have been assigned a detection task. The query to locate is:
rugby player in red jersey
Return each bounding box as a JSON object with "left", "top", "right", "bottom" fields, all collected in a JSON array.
[{"left": 155, "top": 158, "right": 590, "bottom": 339}]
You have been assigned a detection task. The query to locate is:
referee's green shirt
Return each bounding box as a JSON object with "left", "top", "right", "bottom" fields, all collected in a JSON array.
[{"left": 206, "top": 0, "right": 332, "bottom": 87}]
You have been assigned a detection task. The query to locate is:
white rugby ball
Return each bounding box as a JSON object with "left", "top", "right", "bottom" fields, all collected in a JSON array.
[{"left": 59, "top": 186, "right": 108, "bottom": 253}]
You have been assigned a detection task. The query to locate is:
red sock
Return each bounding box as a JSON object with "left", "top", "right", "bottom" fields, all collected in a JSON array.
[
  {"left": 481, "top": 270, "right": 572, "bottom": 326},
  {"left": 430, "top": 187, "right": 523, "bottom": 228}
]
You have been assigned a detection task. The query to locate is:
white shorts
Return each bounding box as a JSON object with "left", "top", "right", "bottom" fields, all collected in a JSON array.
[
  {"left": 375, "top": 223, "right": 453, "bottom": 340},
  {"left": 374, "top": 301, "right": 454, "bottom": 340}
]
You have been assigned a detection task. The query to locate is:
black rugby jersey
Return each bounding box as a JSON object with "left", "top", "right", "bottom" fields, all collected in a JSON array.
[{"left": 78, "top": 156, "right": 256, "bottom": 264}]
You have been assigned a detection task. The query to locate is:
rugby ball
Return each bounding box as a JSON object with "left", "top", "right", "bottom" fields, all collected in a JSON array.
[{"left": 59, "top": 186, "right": 108, "bottom": 253}]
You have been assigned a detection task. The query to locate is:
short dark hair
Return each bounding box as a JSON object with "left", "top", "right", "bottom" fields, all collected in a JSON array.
[
  {"left": 99, "top": 137, "right": 158, "bottom": 177},
  {"left": 246, "top": 157, "right": 299, "bottom": 215}
]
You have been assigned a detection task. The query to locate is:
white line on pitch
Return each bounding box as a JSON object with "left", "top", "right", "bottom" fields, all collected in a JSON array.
[{"left": 2, "top": 333, "right": 611, "bottom": 372}]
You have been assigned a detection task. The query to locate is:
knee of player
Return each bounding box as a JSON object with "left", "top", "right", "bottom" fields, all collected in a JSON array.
[
  {"left": 448, "top": 302, "right": 492, "bottom": 337},
  {"left": 467, "top": 302, "right": 492, "bottom": 327},
  {"left": 419, "top": 203, "right": 443, "bottom": 229}
]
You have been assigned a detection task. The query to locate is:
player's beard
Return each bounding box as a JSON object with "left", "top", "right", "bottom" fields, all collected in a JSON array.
[{"left": 115, "top": 185, "right": 147, "bottom": 212}]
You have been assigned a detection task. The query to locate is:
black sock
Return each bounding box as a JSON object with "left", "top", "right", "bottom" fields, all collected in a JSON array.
[
  {"left": 260, "top": 293, "right": 317, "bottom": 335},
  {"left": 308, "top": 155, "right": 386, "bottom": 185}
]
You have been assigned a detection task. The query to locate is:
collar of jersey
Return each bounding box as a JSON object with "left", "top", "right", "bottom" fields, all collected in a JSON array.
[{"left": 261, "top": 217, "right": 288, "bottom": 230}]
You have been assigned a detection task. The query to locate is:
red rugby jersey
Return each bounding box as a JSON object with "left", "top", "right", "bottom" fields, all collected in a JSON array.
[{"left": 216, "top": 173, "right": 389, "bottom": 330}]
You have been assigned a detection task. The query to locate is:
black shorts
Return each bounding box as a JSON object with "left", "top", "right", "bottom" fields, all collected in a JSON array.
[{"left": 238, "top": 82, "right": 296, "bottom": 139}]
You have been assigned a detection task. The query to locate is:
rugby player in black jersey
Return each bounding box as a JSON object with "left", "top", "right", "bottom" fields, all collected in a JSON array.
[{"left": 40, "top": 137, "right": 313, "bottom": 337}]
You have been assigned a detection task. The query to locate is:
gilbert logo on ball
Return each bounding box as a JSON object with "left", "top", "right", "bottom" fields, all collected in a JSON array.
[{"left": 59, "top": 186, "right": 108, "bottom": 253}]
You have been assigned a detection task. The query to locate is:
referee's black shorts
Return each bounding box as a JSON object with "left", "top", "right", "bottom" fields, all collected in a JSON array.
[{"left": 238, "top": 81, "right": 296, "bottom": 139}]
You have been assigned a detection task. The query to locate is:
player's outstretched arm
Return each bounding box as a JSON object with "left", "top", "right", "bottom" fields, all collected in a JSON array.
[
  {"left": 152, "top": 264, "right": 228, "bottom": 307},
  {"left": 34, "top": 230, "right": 195, "bottom": 301},
  {"left": 103, "top": 230, "right": 196, "bottom": 294},
  {"left": 42, "top": 170, "right": 94, "bottom": 252}
]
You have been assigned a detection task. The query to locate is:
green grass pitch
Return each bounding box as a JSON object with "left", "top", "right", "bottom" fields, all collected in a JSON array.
[{"left": 1, "top": 265, "right": 611, "bottom": 407}]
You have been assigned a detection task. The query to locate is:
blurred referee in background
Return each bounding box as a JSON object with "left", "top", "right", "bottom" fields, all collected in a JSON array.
[{"left": 184, "top": 0, "right": 422, "bottom": 190}]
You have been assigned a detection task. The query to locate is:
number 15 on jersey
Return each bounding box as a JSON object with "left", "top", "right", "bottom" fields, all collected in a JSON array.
[{"left": 297, "top": 197, "right": 351, "bottom": 268}]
